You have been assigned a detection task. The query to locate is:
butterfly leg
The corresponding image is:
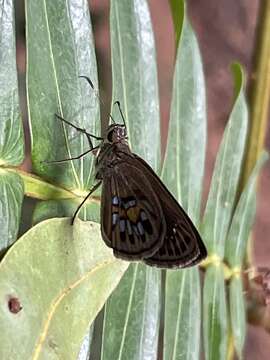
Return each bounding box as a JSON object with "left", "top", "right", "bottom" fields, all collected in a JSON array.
[
  {"left": 71, "top": 180, "right": 102, "bottom": 225},
  {"left": 42, "top": 147, "right": 98, "bottom": 164},
  {"left": 55, "top": 113, "right": 103, "bottom": 149}
]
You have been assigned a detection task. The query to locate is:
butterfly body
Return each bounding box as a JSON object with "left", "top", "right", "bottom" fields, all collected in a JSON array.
[{"left": 94, "top": 124, "right": 207, "bottom": 268}]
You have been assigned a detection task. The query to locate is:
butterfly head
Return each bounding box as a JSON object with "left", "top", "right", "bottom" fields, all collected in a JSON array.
[{"left": 106, "top": 124, "right": 128, "bottom": 143}]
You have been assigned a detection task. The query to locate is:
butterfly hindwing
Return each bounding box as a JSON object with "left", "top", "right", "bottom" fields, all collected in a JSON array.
[
  {"left": 101, "top": 161, "right": 166, "bottom": 260},
  {"left": 130, "top": 155, "right": 207, "bottom": 268}
]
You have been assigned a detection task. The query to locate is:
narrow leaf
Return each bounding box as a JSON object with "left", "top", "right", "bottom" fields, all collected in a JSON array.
[
  {"left": 101, "top": 1, "right": 161, "bottom": 359},
  {"left": 225, "top": 151, "right": 269, "bottom": 267},
  {"left": 26, "top": 0, "right": 99, "bottom": 190},
  {"left": 32, "top": 199, "right": 100, "bottom": 225},
  {"left": 169, "top": 0, "right": 184, "bottom": 49},
  {"left": 0, "top": 0, "right": 24, "bottom": 250},
  {"left": 202, "top": 63, "right": 248, "bottom": 257},
  {"left": 101, "top": 264, "right": 160, "bottom": 360},
  {"left": 0, "top": 0, "right": 24, "bottom": 166},
  {"left": 164, "top": 268, "right": 201, "bottom": 360},
  {"left": 110, "top": 0, "right": 160, "bottom": 170},
  {"left": 0, "top": 219, "right": 128, "bottom": 360},
  {"left": 163, "top": 1, "right": 206, "bottom": 359},
  {"left": 229, "top": 276, "right": 246, "bottom": 360},
  {"left": 203, "top": 265, "right": 228, "bottom": 360},
  {"left": 0, "top": 171, "right": 24, "bottom": 251},
  {"left": 162, "top": 0, "right": 206, "bottom": 224}
]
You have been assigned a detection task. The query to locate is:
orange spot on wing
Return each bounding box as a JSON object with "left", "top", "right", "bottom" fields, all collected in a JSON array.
[{"left": 127, "top": 207, "right": 140, "bottom": 223}]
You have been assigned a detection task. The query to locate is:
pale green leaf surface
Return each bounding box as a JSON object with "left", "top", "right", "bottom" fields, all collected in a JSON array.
[
  {"left": 164, "top": 268, "right": 201, "bottom": 360},
  {"left": 0, "top": 0, "right": 24, "bottom": 250},
  {"left": 202, "top": 63, "right": 248, "bottom": 258},
  {"left": 163, "top": 1, "right": 206, "bottom": 359},
  {"left": 0, "top": 171, "right": 24, "bottom": 251},
  {"left": 229, "top": 277, "right": 246, "bottom": 360},
  {"left": 203, "top": 265, "right": 228, "bottom": 360},
  {"left": 161, "top": 0, "right": 206, "bottom": 224},
  {"left": 0, "top": 0, "right": 24, "bottom": 165},
  {"left": 26, "top": 0, "right": 99, "bottom": 190},
  {"left": 0, "top": 218, "right": 128, "bottom": 360},
  {"left": 110, "top": 0, "right": 160, "bottom": 169},
  {"left": 101, "top": 264, "right": 160, "bottom": 360},
  {"left": 32, "top": 199, "right": 100, "bottom": 225},
  {"left": 225, "top": 151, "right": 268, "bottom": 267},
  {"left": 101, "top": 1, "right": 162, "bottom": 359}
]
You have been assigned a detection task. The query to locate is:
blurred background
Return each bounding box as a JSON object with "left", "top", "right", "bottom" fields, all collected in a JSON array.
[{"left": 14, "top": 0, "right": 270, "bottom": 358}]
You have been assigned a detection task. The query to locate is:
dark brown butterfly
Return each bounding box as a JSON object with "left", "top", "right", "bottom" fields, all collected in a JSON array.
[{"left": 48, "top": 77, "right": 207, "bottom": 269}]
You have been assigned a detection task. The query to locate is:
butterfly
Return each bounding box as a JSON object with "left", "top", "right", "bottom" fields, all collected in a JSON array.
[{"left": 49, "top": 77, "right": 207, "bottom": 269}]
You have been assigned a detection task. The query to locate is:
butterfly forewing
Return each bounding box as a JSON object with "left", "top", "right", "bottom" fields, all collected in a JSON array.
[{"left": 101, "top": 161, "right": 166, "bottom": 260}]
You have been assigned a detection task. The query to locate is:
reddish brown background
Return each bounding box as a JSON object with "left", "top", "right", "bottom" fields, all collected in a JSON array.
[{"left": 16, "top": 0, "right": 270, "bottom": 358}]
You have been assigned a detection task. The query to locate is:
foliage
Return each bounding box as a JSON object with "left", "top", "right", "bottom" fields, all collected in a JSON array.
[{"left": 0, "top": 0, "right": 268, "bottom": 359}]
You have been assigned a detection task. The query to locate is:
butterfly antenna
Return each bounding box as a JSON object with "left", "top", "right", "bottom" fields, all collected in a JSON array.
[
  {"left": 114, "top": 101, "right": 127, "bottom": 128},
  {"left": 79, "top": 75, "right": 116, "bottom": 124}
]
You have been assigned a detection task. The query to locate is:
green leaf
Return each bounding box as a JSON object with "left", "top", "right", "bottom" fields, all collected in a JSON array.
[
  {"left": 0, "top": 0, "right": 24, "bottom": 166},
  {"left": 163, "top": 2, "right": 206, "bottom": 359},
  {"left": 169, "top": 0, "right": 184, "bottom": 49},
  {"left": 110, "top": 0, "right": 160, "bottom": 170},
  {"left": 0, "top": 0, "right": 25, "bottom": 252},
  {"left": 101, "top": 1, "right": 161, "bottom": 359},
  {"left": 164, "top": 268, "right": 201, "bottom": 360},
  {"left": 26, "top": 0, "right": 99, "bottom": 190},
  {"left": 203, "top": 265, "right": 228, "bottom": 360},
  {"left": 225, "top": 151, "right": 269, "bottom": 267},
  {"left": 162, "top": 0, "right": 206, "bottom": 224},
  {"left": 0, "top": 171, "right": 24, "bottom": 251},
  {"left": 32, "top": 199, "right": 100, "bottom": 225},
  {"left": 78, "top": 327, "right": 93, "bottom": 360},
  {"left": 202, "top": 63, "right": 248, "bottom": 258},
  {"left": 229, "top": 276, "right": 246, "bottom": 360},
  {"left": 101, "top": 264, "right": 160, "bottom": 360},
  {"left": 0, "top": 218, "right": 128, "bottom": 360}
]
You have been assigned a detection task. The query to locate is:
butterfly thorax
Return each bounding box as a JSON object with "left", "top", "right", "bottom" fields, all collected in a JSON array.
[{"left": 95, "top": 141, "right": 133, "bottom": 180}]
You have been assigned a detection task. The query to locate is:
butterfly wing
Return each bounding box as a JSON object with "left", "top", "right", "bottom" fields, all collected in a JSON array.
[
  {"left": 101, "top": 160, "right": 166, "bottom": 260},
  {"left": 131, "top": 155, "right": 207, "bottom": 268}
]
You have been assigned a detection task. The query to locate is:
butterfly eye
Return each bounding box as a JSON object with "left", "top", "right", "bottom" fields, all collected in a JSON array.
[{"left": 107, "top": 129, "right": 114, "bottom": 143}]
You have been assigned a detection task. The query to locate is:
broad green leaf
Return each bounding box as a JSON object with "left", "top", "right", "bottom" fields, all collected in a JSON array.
[
  {"left": 0, "top": 171, "right": 24, "bottom": 251},
  {"left": 110, "top": 0, "right": 160, "bottom": 170},
  {"left": 163, "top": 1, "right": 206, "bottom": 359},
  {"left": 0, "top": 0, "right": 24, "bottom": 251},
  {"left": 203, "top": 265, "right": 228, "bottom": 360},
  {"left": 229, "top": 276, "right": 246, "bottom": 360},
  {"left": 202, "top": 63, "right": 248, "bottom": 258},
  {"left": 164, "top": 268, "right": 201, "bottom": 360},
  {"left": 101, "top": 2, "right": 161, "bottom": 359},
  {"left": 101, "top": 264, "right": 160, "bottom": 360},
  {"left": 225, "top": 151, "right": 268, "bottom": 267},
  {"left": 0, "top": 218, "right": 128, "bottom": 360},
  {"left": 26, "top": 0, "right": 99, "bottom": 190},
  {"left": 0, "top": 0, "right": 24, "bottom": 166}
]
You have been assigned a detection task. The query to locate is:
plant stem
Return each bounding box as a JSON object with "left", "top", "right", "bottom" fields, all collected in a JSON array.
[
  {"left": 5, "top": 167, "right": 100, "bottom": 204},
  {"left": 239, "top": 1, "right": 270, "bottom": 269},
  {"left": 241, "top": 1, "right": 270, "bottom": 186}
]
